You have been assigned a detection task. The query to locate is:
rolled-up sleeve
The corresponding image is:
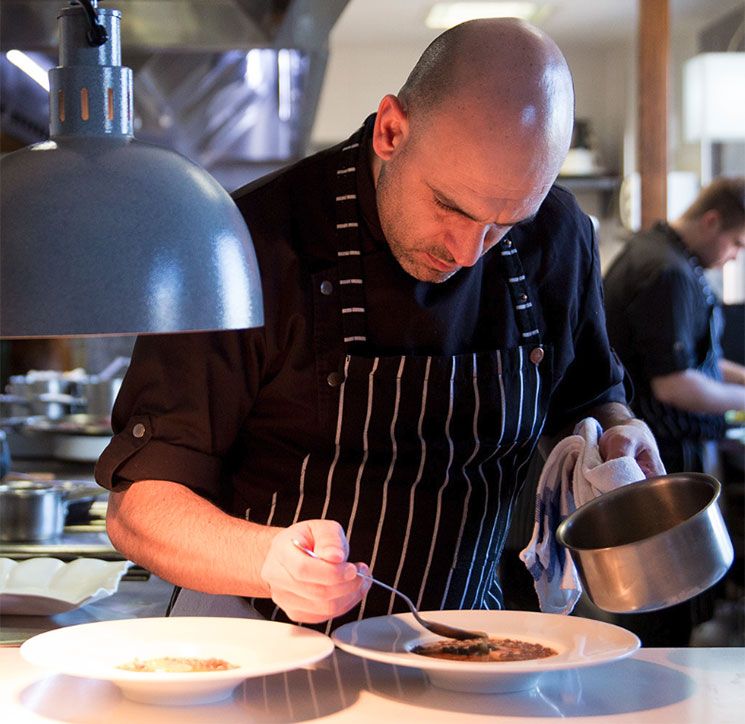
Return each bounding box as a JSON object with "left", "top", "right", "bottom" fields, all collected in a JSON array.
[{"left": 94, "top": 329, "right": 265, "bottom": 500}]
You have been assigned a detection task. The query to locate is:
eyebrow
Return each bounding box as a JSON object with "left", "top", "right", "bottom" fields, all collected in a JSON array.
[{"left": 432, "top": 187, "right": 538, "bottom": 227}]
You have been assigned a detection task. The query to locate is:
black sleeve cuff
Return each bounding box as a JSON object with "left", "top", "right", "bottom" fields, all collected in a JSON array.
[{"left": 94, "top": 414, "right": 222, "bottom": 501}]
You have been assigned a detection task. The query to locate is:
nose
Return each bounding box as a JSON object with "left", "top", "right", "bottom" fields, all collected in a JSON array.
[{"left": 444, "top": 223, "right": 502, "bottom": 267}]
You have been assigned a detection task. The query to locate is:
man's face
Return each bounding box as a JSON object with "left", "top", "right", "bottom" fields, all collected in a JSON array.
[
  {"left": 701, "top": 218, "right": 745, "bottom": 269},
  {"left": 373, "top": 107, "right": 557, "bottom": 283},
  {"left": 710, "top": 224, "right": 745, "bottom": 268}
]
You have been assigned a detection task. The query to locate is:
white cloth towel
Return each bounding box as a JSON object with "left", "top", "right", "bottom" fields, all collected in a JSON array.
[{"left": 518, "top": 417, "right": 646, "bottom": 615}]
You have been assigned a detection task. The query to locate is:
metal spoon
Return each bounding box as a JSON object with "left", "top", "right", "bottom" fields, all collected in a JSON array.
[{"left": 291, "top": 538, "right": 488, "bottom": 641}]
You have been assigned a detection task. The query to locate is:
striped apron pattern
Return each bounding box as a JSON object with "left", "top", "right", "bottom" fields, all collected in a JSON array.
[{"left": 250, "top": 125, "right": 553, "bottom": 632}]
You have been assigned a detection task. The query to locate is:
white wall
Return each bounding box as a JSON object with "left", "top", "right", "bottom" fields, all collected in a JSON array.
[
  {"left": 311, "top": 43, "right": 425, "bottom": 148},
  {"left": 310, "top": 38, "right": 636, "bottom": 171},
  {"left": 311, "top": 25, "right": 710, "bottom": 178},
  {"left": 559, "top": 41, "right": 633, "bottom": 176}
]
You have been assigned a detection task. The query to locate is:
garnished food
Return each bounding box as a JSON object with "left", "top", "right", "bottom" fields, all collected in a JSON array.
[
  {"left": 116, "top": 656, "right": 239, "bottom": 672},
  {"left": 411, "top": 637, "right": 557, "bottom": 662}
]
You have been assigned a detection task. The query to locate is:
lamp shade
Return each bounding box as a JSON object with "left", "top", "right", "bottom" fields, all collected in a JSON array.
[
  {"left": 684, "top": 52, "right": 745, "bottom": 142},
  {"left": 0, "top": 3, "right": 264, "bottom": 337}
]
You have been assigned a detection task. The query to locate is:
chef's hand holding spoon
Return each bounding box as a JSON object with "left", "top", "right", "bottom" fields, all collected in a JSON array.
[{"left": 260, "top": 519, "right": 372, "bottom": 624}]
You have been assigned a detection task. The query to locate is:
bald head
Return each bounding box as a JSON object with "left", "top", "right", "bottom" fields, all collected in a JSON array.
[
  {"left": 370, "top": 19, "right": 576, "bottom": 282},
  {"left": 398, "top": 18, "right": 574, "bottom": 179}
]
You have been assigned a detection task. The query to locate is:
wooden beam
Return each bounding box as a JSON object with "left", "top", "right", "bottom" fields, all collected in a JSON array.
[{"left": 638, "top": 0, "right": 669, "bottom": 229}]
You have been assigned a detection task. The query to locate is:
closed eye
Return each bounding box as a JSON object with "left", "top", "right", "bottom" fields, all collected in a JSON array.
[
  {"left": 434, "top": 196, "right": 460, "bottom": 214},
  {"left": 433, "top": 190, "right": 537, "bottom": 227}
]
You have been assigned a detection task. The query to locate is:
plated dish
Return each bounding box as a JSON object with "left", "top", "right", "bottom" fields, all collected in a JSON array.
[
  {"left": 332, "top": 609, "right": 640, "bottom": 694},
  {"left": 21, "top": 616, "right": 335, "bottom": 706},
  {"left": 0, "top": 557, "right": 131, "bottom": 615}
]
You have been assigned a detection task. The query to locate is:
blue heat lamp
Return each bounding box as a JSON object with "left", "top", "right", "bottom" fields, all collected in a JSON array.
[{"left": 0, "top": 1, "right": 264, "bottom": 337}]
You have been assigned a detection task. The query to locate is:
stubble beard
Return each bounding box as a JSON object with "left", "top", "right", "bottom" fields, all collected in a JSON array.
[
  {"left": 387, "top": 236, "right": 455, "bottom": 283},
  {"left": 376, "top": 157, "right": 455, "bottom": 283}
]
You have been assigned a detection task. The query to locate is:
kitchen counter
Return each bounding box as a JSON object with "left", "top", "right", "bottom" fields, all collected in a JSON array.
[
  {"left": 0, "top": 563, "right": 742, "bottom": 721},
  {"left": 0, "top": 644, "right": 742, "bottom": 723}
]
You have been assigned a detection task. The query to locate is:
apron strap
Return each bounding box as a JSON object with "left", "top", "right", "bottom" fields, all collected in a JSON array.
[
  {"left": 335, "top": 136, "right": 368, "bottom": 347},
  {"left": 499, "top": 236, "right": 544, "bottom": 363},
  {"left": 333, "top": 126, "right": 543, "bottom": 363}
]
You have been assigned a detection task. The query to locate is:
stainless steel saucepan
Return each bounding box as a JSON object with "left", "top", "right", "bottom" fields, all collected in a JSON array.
[
  {"left": 0, "top": 479, "right": 106, "bottom": 542},
  {"left": 556, "top": 473, "right": 733, "bottom": 613}
]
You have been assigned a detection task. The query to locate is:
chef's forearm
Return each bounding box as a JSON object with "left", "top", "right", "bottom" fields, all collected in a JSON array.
[
  {"left": 106, "top": 480, "right": 279, "bottom": 597},
  {"left": 652, "top": 369, "right": 745, "bottom": 413}
]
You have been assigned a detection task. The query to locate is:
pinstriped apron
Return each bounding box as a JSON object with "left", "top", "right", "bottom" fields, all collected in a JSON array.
[{"left": 248, "top": 128, "right": 553, "bottom": 632}]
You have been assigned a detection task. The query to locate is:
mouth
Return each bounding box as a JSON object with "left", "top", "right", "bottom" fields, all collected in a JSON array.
[{"left": 423, "top": 252, "right": 458, "bottom": 274}]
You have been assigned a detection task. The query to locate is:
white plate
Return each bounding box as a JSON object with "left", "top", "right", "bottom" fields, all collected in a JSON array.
[
  {"left": 0, "top": 557, "right": 132, "bottom": 615},
  {"left": 21, "top": 616, "right": 335, "bottom": 706},
  {"left": 332, "top": 610, "right": 640, "bottom": 694}
]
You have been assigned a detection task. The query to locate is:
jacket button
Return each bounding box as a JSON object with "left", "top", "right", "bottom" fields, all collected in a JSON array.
[
  {"left": 327, "top": 371, "right": 343, "bottom": 387},
  {"left": 529, "top": 347, "right": 544, "bottom": 365},
  {"left": 320, "top": 280, "right": 333, "bottom": 295},
  {"left": 503, "top": 238, "right": 512, "bottom": 248},
  {"left": 519, "top": 293, "right": 528, "bottom": 303},
  {"left": 132, "top": 423, "right": 146, "bottom": 438}
]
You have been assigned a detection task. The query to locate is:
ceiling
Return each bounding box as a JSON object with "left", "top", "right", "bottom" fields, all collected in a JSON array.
[
  {"left": 2, "top": 0, "right": 741, "bottom": 180},
  {"left": 329, "top": 0, "right": 743, "bottom": 47}
]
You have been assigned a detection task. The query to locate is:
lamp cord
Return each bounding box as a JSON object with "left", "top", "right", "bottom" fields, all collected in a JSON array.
[{"left": 75, "top": 0, "right": 108, "bottom": 47}]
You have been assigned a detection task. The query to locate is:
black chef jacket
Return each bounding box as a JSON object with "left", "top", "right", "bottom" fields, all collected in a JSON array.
[
  {"left": 603, "top": 221, "right": 725, "bottom": 449},
  {"left": 96, "top": 115, "right": 625, "bottom": 539}
]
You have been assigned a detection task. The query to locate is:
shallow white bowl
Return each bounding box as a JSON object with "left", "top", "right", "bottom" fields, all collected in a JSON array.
[
  {"left": 21, "top": 616, "right": 335, "bottom": 705},
  {"left": 0, "top": 557, "right": 132, "bottom": 615},
  {"left": 333, "top": 610, "right": 640, "bottom": 694}
]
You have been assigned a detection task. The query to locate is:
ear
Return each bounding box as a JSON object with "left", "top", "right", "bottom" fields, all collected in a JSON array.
[
  {"left": 372, "top": 94, "right": 409, "bottom": 161},
  {"left": 700, "top": 208, "right": 723, "bottom": 236}
]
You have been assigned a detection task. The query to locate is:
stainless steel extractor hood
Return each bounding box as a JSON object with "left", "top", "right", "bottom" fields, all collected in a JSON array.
[{"left": 0, "top": 0, "right": 349, "bottom": 188}]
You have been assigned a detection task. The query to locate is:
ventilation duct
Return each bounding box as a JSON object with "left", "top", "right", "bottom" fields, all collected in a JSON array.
[{"left": 0, "top": 0, "right": 349, "bottom": 188}]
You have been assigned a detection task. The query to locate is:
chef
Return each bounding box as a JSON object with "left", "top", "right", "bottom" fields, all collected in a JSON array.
[
  {"left": 95, "top": 18, "right": 664, "bottom": 630},
  {"left": 604, "top": 176, "right": 745, "bottom": 474}
]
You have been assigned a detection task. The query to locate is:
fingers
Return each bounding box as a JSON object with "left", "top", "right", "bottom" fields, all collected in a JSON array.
[
  {"left": 272, "top": 579, "right": 364, "bottom": 623},
  {"left": 304, "top": 521, "right": 350, "bottom": 564},
  {"left": 260, "top": 519, "right": 368, "bottom": 624},
  {"left": 598, "top": 419, "right": 666, "bottom": 478},
  {"left": 637, "top": 447, "right": 666, "bottom": 478}
]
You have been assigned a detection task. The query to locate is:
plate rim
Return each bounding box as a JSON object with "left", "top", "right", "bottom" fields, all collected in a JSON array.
[
  {"left": 332, "top": 609, "right": 640, "bottom": 674},
  {"left": 20, "top": 615, "right": 335, "bottom": 683}
]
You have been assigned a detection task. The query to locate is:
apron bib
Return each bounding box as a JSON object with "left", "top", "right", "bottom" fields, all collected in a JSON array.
[{"left": 251, "top": 128, "right": 553, "bottom": 630}]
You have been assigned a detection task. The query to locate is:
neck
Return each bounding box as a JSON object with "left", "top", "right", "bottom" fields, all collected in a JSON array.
[{"left": 668, "top": 218, "right": 701, "bottom": 257}]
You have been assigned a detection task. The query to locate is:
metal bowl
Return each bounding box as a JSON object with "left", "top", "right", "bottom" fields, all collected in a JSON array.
[{"left": 556, "top": 473, "right": 734, "bottom": 613}]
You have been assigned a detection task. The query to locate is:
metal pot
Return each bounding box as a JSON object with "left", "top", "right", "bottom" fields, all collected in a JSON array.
[
  {"left": 54, "top": 480, "right": 106, "bottom": 524},
  {"left": 3, "top": 375, "right": 85, "bottom": 420},
  {"left": 556, "top": 473, "right": 734, "bottom": 613},
  {"left": 77, "top": 357, "right": 129, "bottom": 418},
  {"left": 0, "top": 480, "right": 65, "bottom": 542},
  {"left": 78, "top": 377, "right": 123, "bottom": 418},
  {"left": 0, "top": 479, "right": 105, "bottom": 541}
]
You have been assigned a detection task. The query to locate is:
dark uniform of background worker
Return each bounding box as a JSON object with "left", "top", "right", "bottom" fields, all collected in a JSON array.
[
  {"left": 95, "top": 18, "right": 665, "bottom": 630},
  {"left": 604, "top": 177, "right": 745, "bottom": 473},
  {"left": 603, "top": 176, "right": 745, "bottom": 645}
]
